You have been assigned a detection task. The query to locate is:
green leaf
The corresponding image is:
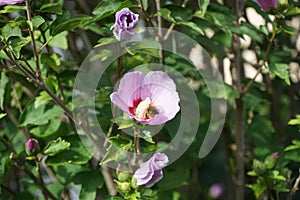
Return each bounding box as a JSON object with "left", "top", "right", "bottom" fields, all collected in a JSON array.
[
  {"left": 39, "top": 2, "right": 63, "bottom": 14},
  {"left": 2, "top": 24, "right": 22, "bottom": 41},
  {"left": 30, "top": 119, "right": 62, "bottom": 138},
  {"left": 41, "top": 53, "right": 61, "bottom": 73},
  {"left": 43, "top": 137, "right": 71, "bottom": 156},
  {"left": 101, "top": 136, "right": 132, "bottom": 164},
  {"left": 252, "top": 178, "right": 267, "bottom": 198},
  {"left": 34, "top": 91, "right": 52, "bottom": 108},
  {"left": 240, "top": 22, "right": 262, "bottom": 43},
  {"left": 198, "top": 0, "right": 210, "bottom": 17},
  {"left": 48, "top": 31, "right": 68, "bottom": 50},
  {"left": 0, "top": 5, "right": 26, "bottom": 14},
  {"left": 267, "top": 170, "right": 286, "bottom": 181},
  {"left": 109, "top": 134, "right": 132, "bottom": 148},
  {"left": 0, "top": 113, "right": 6, "bottom": 119},
  {"left": 284, "top": 140, "right": 300, "bottom": 151},
  {"left": 50, "top": 12, "right": 91, "bottom": 36},
  {"left": 140, "top": 0, "right": 148, "bottom": 10},
  {"left": 286, "top": 6, "right": 300, "bottom": 16},
  {"left": 281, "top": 24, "right": 296, "bottom": 35},
  {"left": 19, "top": 101, "right": 64, "bottom": 127},
  {"left": 269, "top": 63, "right": 290, "bottom": 85},
  {"left": 46, "top": 135, "right": 92, "bottom": 165},
  {"left": 7, "top": 36, "right": 30, "bottom": 58},
  {"left": 92, "top": 0, "right": 132, "bottom": 21},
  {"left": 32, "top": 16, "right": 45, "bottom": 28},
  {"left": 288, "top": 115, "right": 300, "bottom": 125},
  {"left": 0, "top": 71, "right": 9, "bottom": 110},
  {"left": 73, "top": 170, "right": 104, "bottom": 200}
]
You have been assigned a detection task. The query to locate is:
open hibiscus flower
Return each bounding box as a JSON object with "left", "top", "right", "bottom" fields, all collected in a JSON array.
[{"left": 110, "top": 71, "right": 180, "bottom": 125}]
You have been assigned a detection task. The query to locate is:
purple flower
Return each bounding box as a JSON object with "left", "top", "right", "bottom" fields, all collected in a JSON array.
[
  {"left": 133, "top": 153, "right": 168, "bottom": 188},
  {"left": 209, "top": 184, "right": 224, "bottom": 199},
  {"left": 110, "top": 71, "right": 180, "bottom": 125},
  {"left": 111, "top": 8, "right": 139, "bottom": 41},
  {"left": 0, "top": 0, "right": 23, "bottom": 6},
  {"left": 25, "top": 138, "right": 38, "bottom": 151},
  {"left": 273, "top": 152, "right": 279, "bottom": 159},
  {"left": 253, "top": 0, "right": 278, "bottom": 10}
]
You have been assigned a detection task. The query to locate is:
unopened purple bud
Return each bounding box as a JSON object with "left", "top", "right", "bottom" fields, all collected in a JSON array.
[
  {"left": 26, "top": 138, "right": 39, "bottom": 151},
  {"left": 209, "top": 183, "right": 224, "bottom": 199},
  {"left": 273, "top": 152, "right": 279, "bottom": 159}
]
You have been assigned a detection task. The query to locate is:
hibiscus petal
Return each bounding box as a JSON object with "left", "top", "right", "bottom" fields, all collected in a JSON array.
[
  {"left": 111, "top": 71, "right": 144, "bottom": 111},
  {"left": 144, "top": 170, "right": 163, "bottom": 188},
  {"left": 141, "top": 83, "right": 179, "bottom": 125}
]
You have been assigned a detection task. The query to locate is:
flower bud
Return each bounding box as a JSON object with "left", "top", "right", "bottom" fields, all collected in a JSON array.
[
  {"left": 25, "top": 138, "right": 39, "bottom": 151},
  {"left": 116, "top": 163, "right": 131, "bottom": 182},
  {"left": 115, "top": 180, "right": 131, "bottom": 193}
]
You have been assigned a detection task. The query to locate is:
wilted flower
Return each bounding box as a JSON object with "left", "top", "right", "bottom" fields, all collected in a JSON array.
[
  {"left": 110, "top": 71, "right": 180, "bottom": 125},
  {"left": 209, "top": 183, "right": 224, "bottom": 199},
  {"left": 111, "top": 8, "right": 139, "bottom": 41},
  {"left": 25, "top": 138, "right": 39, "bottom": 151},
  {"left": 0, "top": 0, "right": 23, "bottom": 6},
  {"left": 133, "top": 153, "right": 168, "bottom": 188},
  {"left": 253, "top": 0, "right": 278, "bottom": 10}
]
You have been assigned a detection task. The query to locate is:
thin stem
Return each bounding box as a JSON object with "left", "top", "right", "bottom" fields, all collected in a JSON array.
[
  {"left": 163, "top": 0, "right": 189, "bottom": 41},
  {"left": 25, "top": 0, "right": 41, "bottom": 78},
  {"left": 133, "top": 125, "right": 140, "bottom": 154},
  {"left": 242, "top": 20, "right": 280, "bottom": 94},
  {"left": 155, "top": 0, "right": 164, "bottom": 64},
  {"left": 288, "top": 172, "right": 300, "bottom": 198},
  {"left": 139, "top": 0, "right": 155, "bottom": 27}
]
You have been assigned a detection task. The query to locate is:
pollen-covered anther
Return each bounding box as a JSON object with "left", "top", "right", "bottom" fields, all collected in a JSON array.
[{"left": 135, "top": 97, "right": 152, "bottom": 119}]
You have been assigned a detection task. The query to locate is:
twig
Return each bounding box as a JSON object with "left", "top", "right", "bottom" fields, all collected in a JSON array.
[
  {"left": 163, "top": 0, "right": 189, "bottom": 41},
  {"left": 155, "top": 0, "right": 164, "bottom": 64},
  {"left": 25, "top": 0, "right": 41, "bottom": 78},
  {"left": 242, "top": 20, "right": 280, "bottom": 94},
  {"left": 289, "top": 172, "right": 300, "bottom": 198},
  {"left": 133, "top": 125, "right": 140, "bottom": 154}
]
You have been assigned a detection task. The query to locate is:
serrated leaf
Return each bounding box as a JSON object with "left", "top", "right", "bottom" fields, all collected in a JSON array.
[
  {"left": 269, "top": 63, "right": 290, "bottom": 85},
  {"left": 7, "top": 36, "right": 30, "bottom": 58},
  {"left": 46, "top": 135, "right": 92, "bottom": 165},
  {"left": 0, "top": 71, "right": 9, "bottom": 110},
  {"left": 34, "top": 91, "right": 52, "bottom": 108},
  {"left": 101, "top": 136, "right": 132, "bottom": 164},
  {"left": 43, "top": 138, "right": 70, "bottom": 156},
  {"left": 2, "top": 24, "right": 22, "bottom": 41}
]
